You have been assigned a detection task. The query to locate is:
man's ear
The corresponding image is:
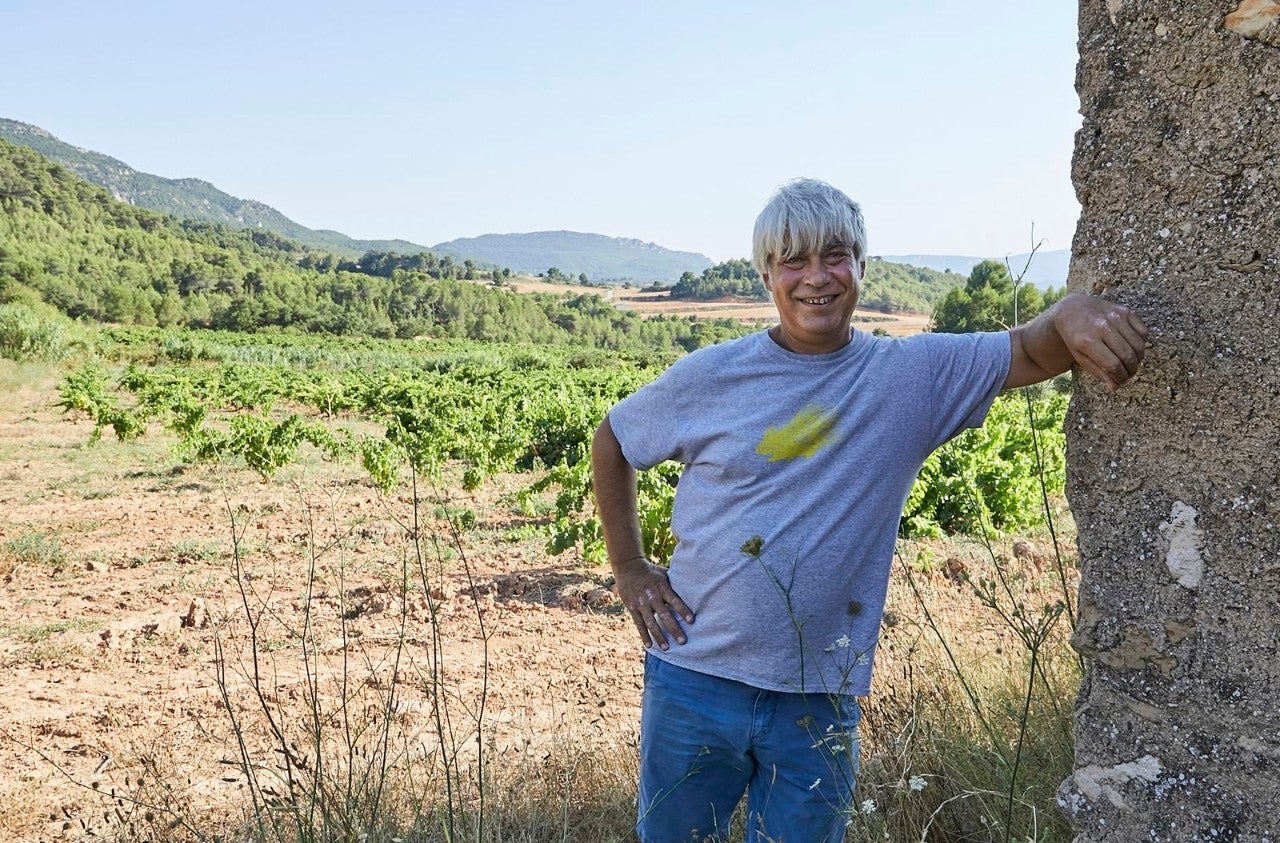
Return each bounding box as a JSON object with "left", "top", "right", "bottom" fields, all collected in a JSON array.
[
  {"left": 762, "top": 272, "right": 771, "bottom": 291},
  {"left": 857, "top": 260, "right": 867, "bottom": 280}
]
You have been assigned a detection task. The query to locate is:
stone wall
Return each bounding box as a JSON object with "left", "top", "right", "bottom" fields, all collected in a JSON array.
[{"left": 1061, "top": 1, "right": 1280, "bottom": 840}]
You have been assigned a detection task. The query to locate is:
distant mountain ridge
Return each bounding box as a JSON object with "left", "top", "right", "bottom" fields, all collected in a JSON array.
[
  {"left": 432, "top": 231, "right": 713, "bottom": 283},
  {"left": 1, "top": 119, "right": 716, "bottom": 281},
  {"left": 2, "top": 118, "right": 1059, "bottom": 288},
  {"left": 0, "top": 118, "right": 431, "bottom": 257},
  {"left": 879, "top": 250, "right": 1072, "bottom": 290}
]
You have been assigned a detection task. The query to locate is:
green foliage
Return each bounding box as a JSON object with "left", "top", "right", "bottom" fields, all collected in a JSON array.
[
  {"left": 62, "top": 328, "right": 1069, "bottom": 557},
  {"left": 57, "top": 363, "right": 147, "bottom": 443},
  {"left": 4, "top": 530, "right": 68, "bottom": 568},
  {"left": 183, "top": 414, "right": 342, "bottom": 478},
  {"left": 670, "top": 259, "right": 764, "bottom": 299},
  {"left": 0, "top": 302, "right": 75, "bottom": 362},
  {"left": 931, "top": 259, "right": 1065, "bottom": 333},
  {"left": 859, "top": 259, "right": 964, "bottom": 314},
  {"left": 526, "top": 458, "right": 678, "bottom": 566},
  {"left": 0, "top": 138, "right": 750, "bottom": 354},
  {"left": 64, "top": 333, "right": 660, "bottom": 496},
  {"left": 901, "top": 391, "right": 1067, "bottom": 536}
]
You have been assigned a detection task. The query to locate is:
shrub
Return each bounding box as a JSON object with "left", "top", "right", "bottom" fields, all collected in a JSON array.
[{"left": 0, "top": 302, "right": 72, "bottom": 362}]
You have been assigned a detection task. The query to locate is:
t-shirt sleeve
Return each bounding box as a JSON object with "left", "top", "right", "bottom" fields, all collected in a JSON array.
[
  {"left": 927, "top": 331, "right": 1012, "bottom": 448},
  {"left": 606, "top": 360, "right": 695, "bottom": 470}
]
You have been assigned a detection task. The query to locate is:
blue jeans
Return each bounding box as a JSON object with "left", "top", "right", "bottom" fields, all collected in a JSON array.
[{"left": 637, "top": 654, "right": 861, "bottom": 843}]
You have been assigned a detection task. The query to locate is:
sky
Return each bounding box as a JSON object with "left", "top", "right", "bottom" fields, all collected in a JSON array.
[{"left": 8, "top": 1, "right": 1083, "bottom": 263}]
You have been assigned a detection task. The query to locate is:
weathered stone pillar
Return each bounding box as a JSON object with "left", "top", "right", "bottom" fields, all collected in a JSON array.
[{"left": 1061, "top": 2, "right": 1280, "bottom": 840}]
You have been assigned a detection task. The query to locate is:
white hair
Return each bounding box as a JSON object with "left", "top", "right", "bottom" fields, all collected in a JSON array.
[{"left": 751, "top": 179, "right": 868, "bottom": 279}]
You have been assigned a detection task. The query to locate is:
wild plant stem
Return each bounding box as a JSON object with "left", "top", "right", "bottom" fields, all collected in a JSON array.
[
  {"left": 225, "top": 493, "right": 307, "bottom": 839},
  {"left": 898, "top": 552, "right": 998, "bottom": 746},
  {"left": 432, "top": 477, "right": 492, "bottom": 843},
  {"left": 409, "top": 464, "right": 458, "bottom": 838},
  {"left": 963, "top": 483, "right": 1069, "bottom": 730},
  {"left": 1004, "top": 644, "right": 1040, "bottom": 843},
  {"left": 300, "top": 502, "right": 326, "bottom": 836},
  {"left": 1020, "top": 385, "right": 1083, "bottom": 680}
]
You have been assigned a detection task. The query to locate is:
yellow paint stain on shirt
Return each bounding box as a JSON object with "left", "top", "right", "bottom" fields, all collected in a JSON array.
[{"left": 755, "top": 405, "right": 839, "bottom": 462}]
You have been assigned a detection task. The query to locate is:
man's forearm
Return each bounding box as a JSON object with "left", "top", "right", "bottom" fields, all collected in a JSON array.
[
  {"left": 591, "top": 416, "right": 647, "bottom": 572},
  {"left": 591, "top": 415, "right": 694, "bottom": 648}
]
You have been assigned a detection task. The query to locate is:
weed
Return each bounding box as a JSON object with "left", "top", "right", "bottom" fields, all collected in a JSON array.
[
  {"left": 21, "top": 638, "right": 90, "bottom": 666},
  {"left": 166, "top": 538, "right": 222, "bottom": 563},
  {"left": 3, "top": 530, "right": 68, "bottom": 571},
  {"left": 2, "top": 618, "right": 96, "bottom": 643}
]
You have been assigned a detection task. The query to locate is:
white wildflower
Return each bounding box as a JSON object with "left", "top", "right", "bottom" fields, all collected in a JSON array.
[
  {"left": 835, "top": 635, "right": 851, "bottom": 649},
  {"left": 809, "top": 778, "right": 822, "bottom": 791},
  {"left": 855, "top": 651, "right": 871, "bottom": 666},
  {"left": 909, "top": 775, "right": 927, "bottom": 791},
  {"left": 861, "top": 798, "right": 877, "bottom": 814}
]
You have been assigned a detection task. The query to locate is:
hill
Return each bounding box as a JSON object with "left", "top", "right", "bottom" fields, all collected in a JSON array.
[
  {"left": 879, "top": 250, "right": 1071, "bottom": 290},
  {"left": 432, "top": 231, "right": 713, "bottom": 283},
  {"left": 0, "top": 138, "right": 745, "bottom": 352},
  {"left": 0, "top": 118, "right": 432, "bottom": 258}
]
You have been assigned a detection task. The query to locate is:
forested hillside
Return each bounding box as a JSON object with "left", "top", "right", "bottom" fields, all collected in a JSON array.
[
  {"left": 0, "top": 119, "right": 433, "bottom": 258},
  {"left": 670, "top": 256, "right": 963, "bottom": 314},
  {"left": 0, "top": 140, "right": 745, "bottom": 352}
]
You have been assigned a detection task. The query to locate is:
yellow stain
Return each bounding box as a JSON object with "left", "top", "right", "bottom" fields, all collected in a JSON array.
[{"left": 755, "top": 405, "right": 839, "bottom": 462}]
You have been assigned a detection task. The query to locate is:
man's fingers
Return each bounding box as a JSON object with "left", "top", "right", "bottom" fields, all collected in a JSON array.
[
  {"left": 1078, "top": 344, "right": 1127, "bottom": 391},
  {"left": 629, "top": 611, "right": 653, "bottom": 649},
  {"left": 1108, "top": 314, "right": 1148, "bottom": 374},
  {"left": 1071, "top": 310, "right": 1147, "bottom": 388},
  {"left": 653, "top": 606, "right": 687, "bottom": 646},
  {"left": 628, "top": 602, "right": 687, "bottom": 650},
  {"left": 667, "top": 592, "right": 695, "bottom": 625},
  {"left": 1097, "top": 332, "right": 1142, "bottom": 381},
  {"left": 1122, "top": 306, "right": 1150, "bottom": 341},
  {"left": 621, "top": 569, "right": 691, "bottom": 649}
]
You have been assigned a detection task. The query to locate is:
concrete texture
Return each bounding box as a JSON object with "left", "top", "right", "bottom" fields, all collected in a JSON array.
[{"left": 1061, "top": 1, "right": 1280, "bottom": 840}]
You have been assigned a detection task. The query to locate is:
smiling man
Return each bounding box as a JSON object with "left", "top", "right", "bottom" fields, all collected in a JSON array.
[{"left": 592, "top": 178, "right": 1148, "bottom": 842}]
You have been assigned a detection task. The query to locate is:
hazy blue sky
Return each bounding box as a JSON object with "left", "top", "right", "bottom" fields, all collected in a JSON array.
[{"left": 9, "top": 1, "right": 1082, "bottom": 262}]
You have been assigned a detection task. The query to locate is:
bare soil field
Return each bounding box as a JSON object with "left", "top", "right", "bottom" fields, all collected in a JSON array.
[{"left": 0, "top": 367, "right": 645, "bottom": 841}]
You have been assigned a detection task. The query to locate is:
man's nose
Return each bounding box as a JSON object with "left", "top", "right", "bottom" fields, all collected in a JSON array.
[{"left": 802, "top": 258, "right": 829, "bottom": 285}]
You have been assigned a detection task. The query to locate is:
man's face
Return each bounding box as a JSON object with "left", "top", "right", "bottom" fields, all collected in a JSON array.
[{"left": 764, "top": 242, "right": 863, "bottom": 355}]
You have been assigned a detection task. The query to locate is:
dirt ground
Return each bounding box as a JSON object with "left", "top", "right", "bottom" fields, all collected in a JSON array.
[{"left": 0, "top": 367, "right": 646, "bottom": 841}]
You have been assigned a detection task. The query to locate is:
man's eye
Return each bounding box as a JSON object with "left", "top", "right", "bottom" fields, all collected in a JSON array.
[
  {"left": 782, "top": 257, "right": 806, "bottom": 269},
  {"left": 824, "top": 252, "right": 849, "bottom": 263}
]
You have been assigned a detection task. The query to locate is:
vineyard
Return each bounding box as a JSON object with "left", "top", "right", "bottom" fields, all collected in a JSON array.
[
  {"left": 1, "top": 321, "right": 1083, "bottom": 842},
  {"left": 58, "top": 327, "right": 1069, "bottom": 564}
]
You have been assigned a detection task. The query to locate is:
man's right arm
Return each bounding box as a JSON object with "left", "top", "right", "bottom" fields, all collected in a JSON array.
[{"left": 591, "top": 416, "right": 693, "bottom": 651}]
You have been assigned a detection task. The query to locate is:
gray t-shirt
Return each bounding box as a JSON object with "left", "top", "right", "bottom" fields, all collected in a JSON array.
[{"left": 608, "top": 328, "right": 1010, "bottom": 696}]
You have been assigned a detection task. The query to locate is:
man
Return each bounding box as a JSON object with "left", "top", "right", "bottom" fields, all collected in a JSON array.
[{"left": 592, "top": 179, "right": 1147, "bottom": 842}]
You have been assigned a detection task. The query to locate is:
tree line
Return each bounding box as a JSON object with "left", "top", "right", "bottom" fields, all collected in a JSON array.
[
  {"left": 930, "top": 259, "right": 1065, "bottom": 333},
  {"left": 0, "top": 140, "right": 746, "bottom": 354}
]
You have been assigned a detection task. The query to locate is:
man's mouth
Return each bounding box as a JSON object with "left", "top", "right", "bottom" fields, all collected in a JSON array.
[{"left": 800, "top": 295, "right": 835, "bottom": 306}]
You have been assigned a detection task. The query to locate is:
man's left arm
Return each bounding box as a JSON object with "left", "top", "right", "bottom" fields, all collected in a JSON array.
[{"left": 1005, "top": 293, "right": 1150, "bottom": 391}]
